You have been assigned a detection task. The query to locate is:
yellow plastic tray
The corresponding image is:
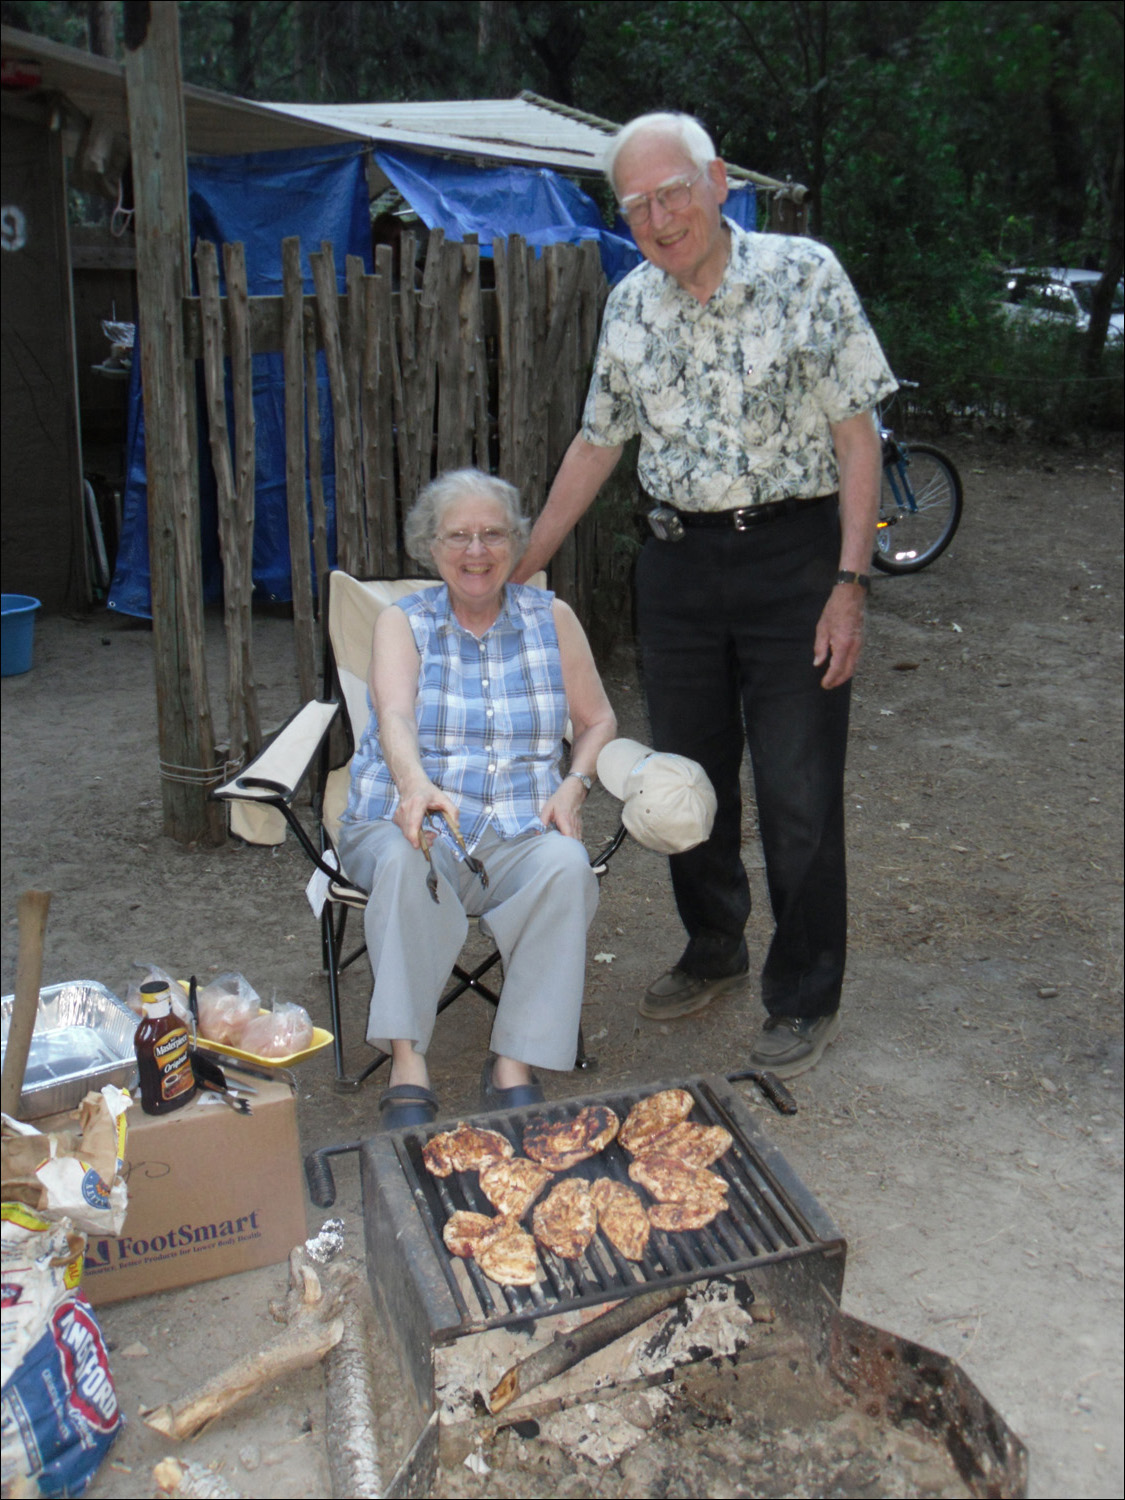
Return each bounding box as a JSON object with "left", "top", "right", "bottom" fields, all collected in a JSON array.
[
  {"left": 198, "top": 1025, "right": 334, "bottom": 1070},
  {"left": 175, "top": 983, "right": 333, "bottom": 1067}
]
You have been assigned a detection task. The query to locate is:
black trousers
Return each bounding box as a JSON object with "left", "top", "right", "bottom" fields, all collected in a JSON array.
[{"left": 634, "top": 498, "right": 849, "bottom": 1020}]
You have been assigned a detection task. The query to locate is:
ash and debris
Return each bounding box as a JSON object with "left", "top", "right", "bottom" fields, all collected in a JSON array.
[
  {"left": 438, "top": 1338, "right": 970, "bottom": 1499},
  {"left": 436, "top": 1280, "right": 760, "bottom": 1427}
]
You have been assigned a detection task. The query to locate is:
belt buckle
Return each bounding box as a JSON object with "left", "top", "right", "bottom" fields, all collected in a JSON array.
[{"left": 732, "top": 506, "right": 755, "bottom": 532}]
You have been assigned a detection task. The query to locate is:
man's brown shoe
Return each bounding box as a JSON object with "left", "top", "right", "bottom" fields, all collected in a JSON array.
[
  {"left": 639, "top": 966, "right": 749, "bottom": 1020},
  {"left": 748, "top": 1013, "right": 841, "bottom": 1079}
]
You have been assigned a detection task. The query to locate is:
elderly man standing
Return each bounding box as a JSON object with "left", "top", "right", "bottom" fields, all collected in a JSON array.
[{"left": 512, "top": 112, "right": 897, "bottom": 1079}]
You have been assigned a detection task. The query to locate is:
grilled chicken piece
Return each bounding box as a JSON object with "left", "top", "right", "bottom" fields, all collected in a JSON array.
[
  {"left": 422, "top": 1123, "right": 514, "bottom": 1177},
  {"left": 532, "top": 1179, "right": 598, "bottom": 1259},
  {"left": 475, "top": 1224, "right": 541, "bottom": 1286},
  {"left": 523, "top": 1105, "right": 620, "bottom": 1170},
  {"left": 590, "top": 1179, "right": 651, "bottom": 1261},
  {"left": 627, "top": 1153, "right": 729, "bottom": 1205},
  {"left": 648, "top": 1198, "right": 727, "bottom": 1232},
  {"left": 443, "top": 1210, "right": 499, "bottom": 1258},
  {"left": 478, "top": 1157, "right": 553, "bottom": 1219},
  {"left": 618, "top": 1089, "right": 695, "bottom": 1155},
  {"left": 636, "top": 1120, "right": 733, "bottom": 1171}
]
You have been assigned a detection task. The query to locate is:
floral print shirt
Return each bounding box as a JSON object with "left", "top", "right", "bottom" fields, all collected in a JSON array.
[{"left": 581, "top": 222, "right": 898, "bottom": 509}]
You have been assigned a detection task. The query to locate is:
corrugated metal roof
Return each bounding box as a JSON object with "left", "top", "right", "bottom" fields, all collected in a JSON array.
[{"left": 259, "top": 94, "right": 615, "bottom": 175}]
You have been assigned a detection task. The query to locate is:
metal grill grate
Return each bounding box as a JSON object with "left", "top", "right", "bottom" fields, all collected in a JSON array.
[{"left": 390, "top": 1074, "right": 844, "bottom": 1338}]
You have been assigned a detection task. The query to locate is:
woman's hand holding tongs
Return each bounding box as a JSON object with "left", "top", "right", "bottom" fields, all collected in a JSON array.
[
  {"left": 392, "top": 780, "right": 486, "bottom": 903},
  {"left": 417, "top": 812, "right": 489, "bottom": 903},
  {"left": 393, "top": 774, "right": 460, "bottom": 851}
]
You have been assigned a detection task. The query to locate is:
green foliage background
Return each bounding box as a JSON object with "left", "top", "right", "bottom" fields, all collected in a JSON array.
[{"left": 4, "top": 0, "right": 1122, "bottom": 433}]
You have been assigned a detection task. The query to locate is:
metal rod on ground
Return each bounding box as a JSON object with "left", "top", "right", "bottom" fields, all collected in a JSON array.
[{"left": 1, "top": 891, "right": 51, "bottom": 1118}]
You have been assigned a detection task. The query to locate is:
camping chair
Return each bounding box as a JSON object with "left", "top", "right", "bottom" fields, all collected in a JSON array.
[{"left": 213, "top": 569, "right": 627, "bottom": 1090}]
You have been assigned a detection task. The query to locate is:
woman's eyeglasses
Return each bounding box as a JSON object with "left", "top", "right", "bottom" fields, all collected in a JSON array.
[{"left": 435, "top": 527, "right": 513, "bottom": 551}]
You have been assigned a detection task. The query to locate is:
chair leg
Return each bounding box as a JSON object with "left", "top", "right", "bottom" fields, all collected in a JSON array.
[
  {"left": 323, "top": 899, "right": 390, "bottom": 1091},
  {"left": 322, "top": 901, "right": 347, "bottom": 1082}
]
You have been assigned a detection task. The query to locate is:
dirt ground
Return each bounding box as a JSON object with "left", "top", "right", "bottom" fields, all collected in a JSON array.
[{"left": 2, "top": 431, "right": 1122, "bottom": 1499}]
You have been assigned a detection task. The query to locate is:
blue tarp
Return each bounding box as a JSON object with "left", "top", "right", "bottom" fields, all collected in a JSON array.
[
  {"left": 108, "top": 142, "right": 370, "bottom": 617},
  {"left": 376, "top": 147, "right": 641, "bottom": 284},
  {"left": 108, "top": 142, "right": 756, "bottom": 617}
]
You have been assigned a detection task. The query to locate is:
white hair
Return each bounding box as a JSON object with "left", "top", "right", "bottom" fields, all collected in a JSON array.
[
  {"left": 404, "top": 468, "right": 530, "bottom": 571},
  {"left": 604, "top": 112, "right": 718, "bottom": 196}
]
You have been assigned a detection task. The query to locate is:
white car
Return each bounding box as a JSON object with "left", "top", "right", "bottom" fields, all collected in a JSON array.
[{"left": 999, "top": 267, "right": 1124, "bottom": 344}]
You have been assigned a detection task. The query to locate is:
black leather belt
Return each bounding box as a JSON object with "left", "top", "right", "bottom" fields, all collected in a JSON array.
[{"left": 671, "top": 492, "right": 837, "bottom": 530}]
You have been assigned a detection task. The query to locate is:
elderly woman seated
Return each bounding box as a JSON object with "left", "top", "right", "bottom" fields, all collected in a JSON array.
[{"left": 336, "top": 469, "right": 617, "bottom": 1129}]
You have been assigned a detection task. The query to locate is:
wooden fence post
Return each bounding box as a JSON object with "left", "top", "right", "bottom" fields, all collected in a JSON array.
[
  {"left": 303, "top": 304, "right": 330, "bottom": 603},
  {"left": 223, "top": 241, "right": 262, "bottom": 765},
  {"left": 281, "top": 236, "right": 317, "bottom": 704},
  {"left": 195, "top": 239, "right": 260, "bottom": 771},
  {"left": 368, "top": 244, "right": 398, "bottom": 575},
  {"left": 122, "top": 0, "right": 223, "bottom": 844},
  {"left": 311, "top": 244, "right": 363, "bottom": 574}
]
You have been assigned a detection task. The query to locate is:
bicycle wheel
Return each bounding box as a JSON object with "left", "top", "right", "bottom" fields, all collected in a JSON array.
[{"left": 873, "top": 443, "right": 963, "bottom": 574}]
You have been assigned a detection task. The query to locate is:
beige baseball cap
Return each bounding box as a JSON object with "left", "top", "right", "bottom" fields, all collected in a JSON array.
[{"left": 596, "top": 738, "right": 717, "bottom": 855}]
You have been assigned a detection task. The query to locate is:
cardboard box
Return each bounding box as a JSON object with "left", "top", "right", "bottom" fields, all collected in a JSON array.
[{"left": 42, "top": 1077, "right": 307, "bottom": 1305}]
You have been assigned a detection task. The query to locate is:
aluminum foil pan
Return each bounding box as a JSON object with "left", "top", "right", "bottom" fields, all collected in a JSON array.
[{"left": 1, "top": 980, "right": 138, "bottom": 1120}]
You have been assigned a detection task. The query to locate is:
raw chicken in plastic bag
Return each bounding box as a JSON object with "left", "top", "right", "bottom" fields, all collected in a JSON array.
[
  {"left": 195, "top": 973, "right": 261, "bottom": 1047},
  {"left": 239, "top": 1001, "right": 315, "bottom": 1059}
]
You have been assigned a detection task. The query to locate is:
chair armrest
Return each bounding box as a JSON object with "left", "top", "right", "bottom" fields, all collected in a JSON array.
[
  {"left": 213, "top": 700, "right": 339, "bottom": 806},
  {"left": 213, "top": 701, "right": 339, "bottom": 847}
]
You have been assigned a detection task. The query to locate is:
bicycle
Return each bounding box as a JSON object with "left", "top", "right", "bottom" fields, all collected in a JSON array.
[{"left": 874, "top": 401, "right": 963, "bottom": 574}]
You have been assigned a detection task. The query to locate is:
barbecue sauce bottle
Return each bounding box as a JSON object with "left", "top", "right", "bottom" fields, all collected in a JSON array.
[{"left": 134, "top": 979, "right": 196, "bottom": 1115}]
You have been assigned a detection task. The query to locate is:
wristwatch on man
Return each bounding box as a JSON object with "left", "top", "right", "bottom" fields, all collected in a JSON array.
[
  {"left": 565, "top": 772, "right": 593, "bottom": 793},
  {"left": 835, "top": 569, "right": 872, "bottom": 591}
]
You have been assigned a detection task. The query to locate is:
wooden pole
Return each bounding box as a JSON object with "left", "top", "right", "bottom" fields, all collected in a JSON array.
[
  {"left": 411, "top": 229, "right": 444, "bottom": 497},
  {"left": 0, "top": 891, "right": 51, "bottom": 1119},
  {"left": 221, "top": 240, "right": 261, "bottom": 766},
  {"left": 194, "top": 239, "right": 243, "bottom": 762},
  {"left": 281, "top": 237, "right": 317, "bottom": 703},
  {"left": 303, "top": 306, "right": 329, "bottom": 602},
  {"left": 492, "top": 237, "right": 512, "bottom": 482},
  {"left": 123, "top": 0, "right": 223, "bottom": 844},
  {"left": 311, "top": 244, "right": 362, "bottom": 574},
  {"left": 369, "top": 245, "right": 397, "bottom": 575}
]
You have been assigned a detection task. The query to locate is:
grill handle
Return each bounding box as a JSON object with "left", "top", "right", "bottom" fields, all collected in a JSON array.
[
  {"left": 305, "top": 1140, "right": 363, "bottom": 1208},
  {"left": 727, "top": 1068, "right": 798, "bottom": 1115}
]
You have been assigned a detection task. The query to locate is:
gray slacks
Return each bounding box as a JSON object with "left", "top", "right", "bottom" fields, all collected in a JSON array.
[{"left": 335, "top": 820, "right": 598, "bottom": 1070}]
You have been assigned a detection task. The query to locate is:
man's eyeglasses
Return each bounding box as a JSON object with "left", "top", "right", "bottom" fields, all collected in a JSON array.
[
  {"left": 619, "top": 169, "right": 704, "bottom": 228},
  {"left": 435, "top": 527, "right": 513, "bottom": 551}
]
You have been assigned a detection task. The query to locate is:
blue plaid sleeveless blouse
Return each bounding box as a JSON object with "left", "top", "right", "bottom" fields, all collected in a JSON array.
[{"left": 341, "top": 583, "right": 567, "bottom": 855}]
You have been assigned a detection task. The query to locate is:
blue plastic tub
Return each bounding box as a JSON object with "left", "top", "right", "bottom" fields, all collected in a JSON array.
[{"left": 1, "top": 594, "right": 41, "bottom": 677}]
